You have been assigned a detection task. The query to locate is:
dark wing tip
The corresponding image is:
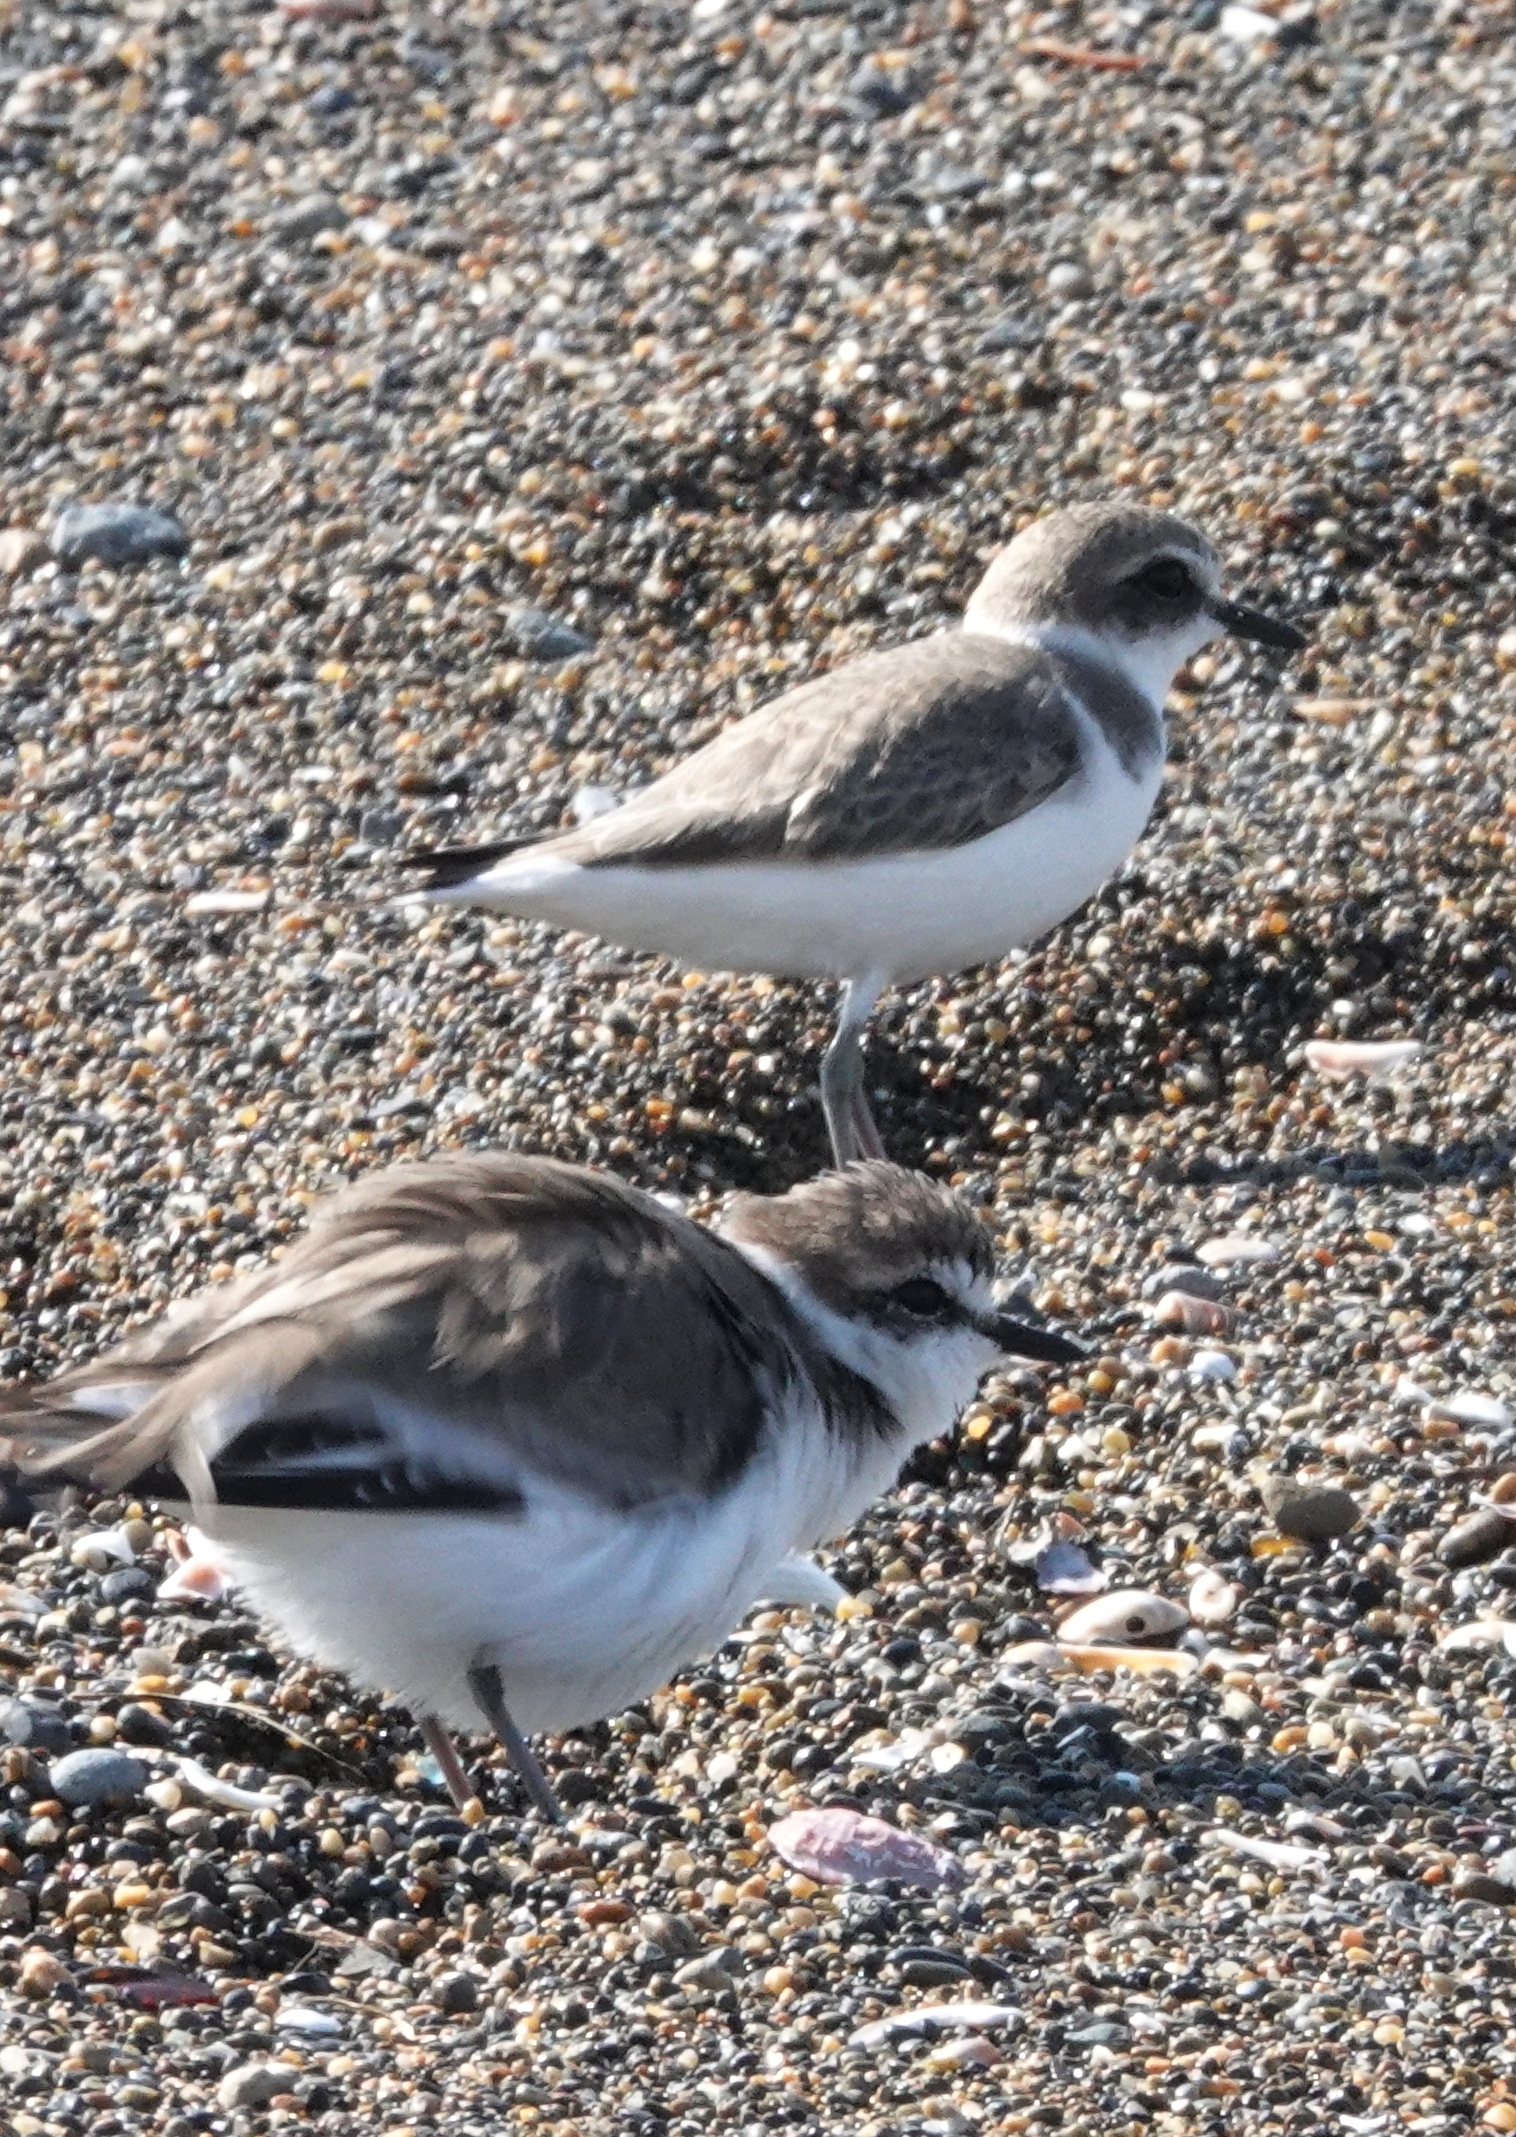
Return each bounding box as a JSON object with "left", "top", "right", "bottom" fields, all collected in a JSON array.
[{"left": 395, "top": 838, "right": 525, "bottom": 890}]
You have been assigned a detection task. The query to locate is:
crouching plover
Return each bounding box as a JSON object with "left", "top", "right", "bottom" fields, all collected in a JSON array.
[
  {"left": 404, "top": 503, "right": 1304, "bottom": 1163},
  {"left": 0, "top": 1153, "right": 1080, "bottom": 1820}
]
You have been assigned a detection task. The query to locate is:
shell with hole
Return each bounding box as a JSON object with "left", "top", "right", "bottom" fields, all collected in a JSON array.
[
  {"left": 1188, "top": 1568, "right": 1239, "bottom": 1627},
  {"left": 1057, "top": 1588, "right": 1189, "bottom": 1645}
]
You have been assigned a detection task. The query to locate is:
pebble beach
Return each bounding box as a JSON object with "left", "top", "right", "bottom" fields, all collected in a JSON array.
[{"left": 5, "top": 1, "right": 1516, "bottom": 2135}]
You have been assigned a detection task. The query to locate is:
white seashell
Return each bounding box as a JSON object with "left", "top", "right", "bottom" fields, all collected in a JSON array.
[
  {"left": 852, "top": 1727, "right": 934, "bottom": 1773},
  {"left": 850, "top": 2001, "right": 1024, "bottom": 2049},
  {"left": 1322, "top": 1429, "right": 1377, "bottom": 1461},
  {"left": 1394, "top": 1374, "right": 1437, "bottom": 1409},
  {"left": 1304, "top": 1038, "right": 1421, "bottom": 1081},
  {"left": 1192, "top": 1420, "right": 1245, "bottom": 1454},
  {"left": 1188, "top": 1569, "right": 1238, "bottom": 1626},
  {"left": 173, "top": 1755, "right": 280, "bottom": 1812},
  {"left": 1188, "top": 1348, "right": 1237, "bottom": 1382},
  {"left": 70, "top": 1528, "right": 137, "bottom": 1571},
  {"left": 1218, "top": 3, "right": 1281, "bottom": 41},
  {"left": 1197, "top": 1645, "right": 1264, "bottom": 1675},
  {"left": 1204, "top": 1827, "right": 1325, "bottom": 1872},
  {"left": 1438, "top": 1619, "right": 1516, "bottom": 1654},
  {"left": 180, "top": 1679, "right": 231, "bottom": 1706},
  {"left": 276, "top": 2007, "right": 343, "bottom": 2037},
  {"left": 1283, "top": 1809, "right": 1346, "bottom": 1841},
  {"left": 1426, "top": 1389, "right": 1512, "bottom": 1429},
  {"left": 1196, "top": 1235, "right": 1279, "bottom": 1268},
  {"left": 1058, "top": 1589, "right": 1189, "bottom": 1645},
  {"left": 998, "top": 1640, "right": 1073, "bottom": 1673},
  {"left": 185, "top": 888, "right": 270, "bottom": 916}
]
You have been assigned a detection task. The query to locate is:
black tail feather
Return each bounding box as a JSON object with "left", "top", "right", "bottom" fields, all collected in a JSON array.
[{"left": 397, "top": 838, "right": 528, "bottom": 890}]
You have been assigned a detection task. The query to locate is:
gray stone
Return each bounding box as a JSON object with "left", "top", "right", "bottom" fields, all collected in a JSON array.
[
  {"left": 674, "top": 1953, "right": 738, "bottom": 1994},
  {"left": 1258, "top": 1476, "right": 1359, "bottom": 1541},
  {"left": 432, "top": 1969, "right": 479, "bottom": 2013},
  {"left": 1143, "top": 1263, "right": 1224, "bottom": 1302},
  {"left": 0, "top": 1696, "right": 71, "bottom": 1756},
  {"left": 637, "top": 1909, "right": 700, "bottom": 1957},
  {"left": 52, "top": 502, "right": 189, "bottom": 568},
  {"left": 279, "top": 193, "right": 348, "bottom": 240},
  {"left": 50, "top": 1747, "right": 149, "bottom": 1807},
  {"left": 507, "top": 607, "right": 592, "bottom": 662},
  {"left": 217, "top": 2063, "right": 292, "bottom": 2112}
]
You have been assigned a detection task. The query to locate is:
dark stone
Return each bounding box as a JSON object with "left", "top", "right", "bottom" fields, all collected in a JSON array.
[
  {"left": 0, "top": 1697, "right": 72, "bottom": 1756},
  {"left": 52, "top": 502, "right": 189, "bottom": 567}
]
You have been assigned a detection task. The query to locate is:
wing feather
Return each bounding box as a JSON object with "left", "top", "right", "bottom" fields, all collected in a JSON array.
[
  {"left": 404, "top": 635, "right": 1091, "bottom": 887},
  {"left": 0, "top": 1155, "right": 809, "bottom": 1515}
]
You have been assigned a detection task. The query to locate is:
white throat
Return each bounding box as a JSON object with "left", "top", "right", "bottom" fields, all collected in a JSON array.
[
  {"left": 963, "top": 614, "right": 1219, "bottom": 715},
  {"left": 729, "top": 1241, "right": 999, "bottom": 1453}
]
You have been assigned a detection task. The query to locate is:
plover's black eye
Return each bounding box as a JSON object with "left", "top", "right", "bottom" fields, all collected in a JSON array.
[
  {"left": 1133, "top": 557, "right": 1195, "bottom": 602},
  {"left": 891, "top": 1276, "right": 954, "bottom": 1318}
]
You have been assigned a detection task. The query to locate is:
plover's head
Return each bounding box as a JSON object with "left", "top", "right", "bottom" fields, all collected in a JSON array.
[
  {"left": 720, "top": 1162, "right": 1079, "bottom": 1444},
  {"left": 963, "top": 502, "right": 1304, "bottom": 704}
]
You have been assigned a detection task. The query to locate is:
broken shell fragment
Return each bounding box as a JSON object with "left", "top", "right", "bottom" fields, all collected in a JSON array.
[
  {"left": 1425, "top": 1389, "right": 1512, "bottom": 1429},
  {"left": 1057, "top": 1588, "right": 1189, "bottom": 1644},
  {"left": 1151, "top": 1291, "right": 1239, "bottom": 1335},
  {"left": 768, "top": 1807, "right": 966, "bottom": 1890},
  {"left": 1188, "top": 1347, "right": 1237, "bottom": 1382},
  {"left": 1188, "top": 1568, "right": 1239, "bottom": 1626},
  {"left": 1058, "top": 1642, "right": 1199, "bottom": 1679},
  {"left": 1304, "top": 1038, "right": 1421, "bottom": 1080},
  {"left": 1196, "top": 1235, "right": 1280, "bottom": 1269},
  {"left": 1204, "top": 1827, "right": 1325, "bottom": 1873},
  {"left": 157, "top": 1527, "right": 229, "bottom": 1604},
  {"left": 1438, "top": 1617, "right": 1516, "bottom": 1656}
]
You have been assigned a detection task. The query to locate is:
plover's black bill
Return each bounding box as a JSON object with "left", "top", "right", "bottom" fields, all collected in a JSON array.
[
  {"left": 974, "top": 1312, "right": 1086, "bottom": 1367},
  {"left": 1203, "top": 594, "right": 1306, "bottom": 652}
]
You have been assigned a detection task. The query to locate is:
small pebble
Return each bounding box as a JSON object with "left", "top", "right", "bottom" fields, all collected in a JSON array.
[
  {"left": 507, "top": 608, "right": 593, "bottom": 662},
  {"left": 18, "top": 1949, "right": 72, "bottom": 1999},
  {"left": 1045, "top": 260, "right": 1093, "bottom": 298},
  {"left": 217, "top": 2064, "right": 294, "bottom": 2112},
  {"left": 1258, "top": 1476, "right": 1360, "bottom": 1541},
  {"left": 1440, "top": 1507, "right": 1516, "bottom": 1570}
]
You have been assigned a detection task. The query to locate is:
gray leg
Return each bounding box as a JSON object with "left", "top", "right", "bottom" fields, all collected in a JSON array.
[
  {"left": 822, "top": 974, "right": 887, "bottom": 1166},
  {"left": 418, "top": 1714, "right": 477, "bottom": 1811},
  {"left": 467, "top": 1661, "right": 563, "bottom": 1824}
]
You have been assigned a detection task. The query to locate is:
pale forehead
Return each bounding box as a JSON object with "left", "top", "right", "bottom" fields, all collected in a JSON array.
[{"left": 1007, "top": 504, "right": 1218, "bottom": 577}]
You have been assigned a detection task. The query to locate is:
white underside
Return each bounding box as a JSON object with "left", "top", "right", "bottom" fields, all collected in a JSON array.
[
  {"left": 431, "top": 710, "right": 1161, "bottom": 985},
  {"left": 188, "top": 1392, "right": 911, "bottom": 1735}
]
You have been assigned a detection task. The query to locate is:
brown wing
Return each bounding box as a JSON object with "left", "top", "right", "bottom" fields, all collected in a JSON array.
[
  {"left": 406, "top": 635, "right": 1089, "bottom": 888},
  {"left": 0, "top": 1155, "right": 810, "bottom": 1514},
  {"left": 561, "top": 633, "right": 1085, "bottom": 866}
]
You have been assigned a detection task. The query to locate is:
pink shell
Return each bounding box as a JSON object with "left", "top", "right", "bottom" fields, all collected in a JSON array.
[
  {"left": 768, "top": 1808, "right": 967, "bottom": 1890},
  {"left": 1151, "top": 1291, "right": 1238, "bottom": 1335},
  {"left": 1304, "top": 1039, "right": 1420, "bottom": 1080}
]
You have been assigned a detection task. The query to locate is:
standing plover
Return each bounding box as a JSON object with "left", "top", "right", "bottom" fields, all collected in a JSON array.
[
  {"left": 1, "top": 1153, "right": 1080, "bottom": 1820},
  {"left": 405, "top": 503, "right": 1303, "bottom": 1162}
]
